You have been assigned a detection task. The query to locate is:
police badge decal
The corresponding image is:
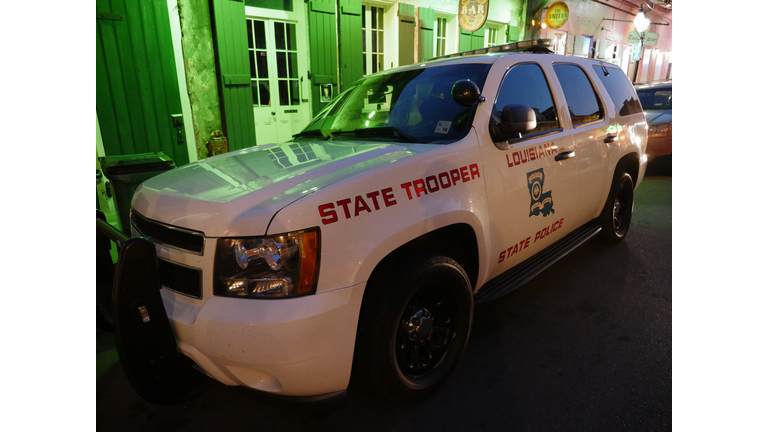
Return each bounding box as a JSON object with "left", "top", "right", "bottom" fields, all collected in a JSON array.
[{"left": 527, "top": 168, "right": 555, "bottom": 217}]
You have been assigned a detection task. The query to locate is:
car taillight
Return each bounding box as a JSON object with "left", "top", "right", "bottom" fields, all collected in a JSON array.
[{"left": 648, "top": 124, "right": 672, "bottom": 138}]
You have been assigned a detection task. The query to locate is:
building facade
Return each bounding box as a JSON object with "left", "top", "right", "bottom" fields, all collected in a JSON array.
[{"left": 96, "top": 0, "right": 672, "bottom": 166}]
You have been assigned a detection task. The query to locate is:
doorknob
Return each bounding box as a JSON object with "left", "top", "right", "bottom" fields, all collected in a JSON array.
[
  {"left": 554, "top": 151, "right": 575, "bottom": 161},
  {"left": 271, "top": 111, "right": 276, "bottom": 116}
]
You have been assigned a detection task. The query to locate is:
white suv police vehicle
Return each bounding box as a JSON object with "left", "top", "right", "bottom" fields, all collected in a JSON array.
[{"left": 96, "top": 39, "right": 647, "bottom": 405}]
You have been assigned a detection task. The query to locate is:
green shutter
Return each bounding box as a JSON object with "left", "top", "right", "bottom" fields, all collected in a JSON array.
[
  {"left": 96, "top": 0, "right": 189, "bottom": 166},
  {"left": 308, "top": 0, "right": 338, "bottom": 116},
  {"left": 459, "top": 24, "right": 486, "bottom": 52},
  {"left": 339, "top": 0, "right": 362, "bottom": 92},
  {"left": 398, "top": 3, "right": 415, "bottom": 66},
  {"left": 418, "top": 7, "right": 434, "bottom": 62},
  {"left": 211, "top": 0, "right": 257, "bottom": 151}
]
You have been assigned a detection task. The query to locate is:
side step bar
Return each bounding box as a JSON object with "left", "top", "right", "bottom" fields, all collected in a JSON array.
[{"left": 475, "top": 221, "right": 602, "bottom": 303}]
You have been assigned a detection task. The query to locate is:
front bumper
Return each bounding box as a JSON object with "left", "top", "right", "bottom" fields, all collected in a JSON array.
[
  {"left": 162, "top": 281, "right": 366, "bottom": 396},
  {"left": 97, "top": 211, "right": 366, "bottom": 400}
]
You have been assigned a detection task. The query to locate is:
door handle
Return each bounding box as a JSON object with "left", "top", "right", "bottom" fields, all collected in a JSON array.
[
  {"left": 554, "top": 151, "right": 575, "bottom": 161},
  {"left": 604, "top": 135, "right": 619, "bottom": 144},
  {"left": 271, "top": 111, "right": 276, "bottom": 116}
]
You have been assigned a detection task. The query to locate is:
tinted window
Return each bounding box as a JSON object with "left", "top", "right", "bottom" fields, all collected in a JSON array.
[
  {"left": 553, "top": 63, "right": 603, "bottom": 126},
  {"left": 636, "top": 87, "right": 672, "bottom": 110},
  {"left": 592, "top": 65, "right": 643, "bottom": 116},
  {"left": 495, "top": 63, "right": 560, "bottom": 136}
]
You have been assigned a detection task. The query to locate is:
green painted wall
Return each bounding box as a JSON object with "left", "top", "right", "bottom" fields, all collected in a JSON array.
[{"left": 177, "top": 0, "right": 223, "bottom": 160}]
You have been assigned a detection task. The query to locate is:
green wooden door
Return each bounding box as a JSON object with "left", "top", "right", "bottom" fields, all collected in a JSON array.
[
  {"left": 96, "top": 0, "right": 189, "bottom": 166},
  {"left": 211, "top": 0, "right": 258, "bottom": 151},
  {"left": 398, "top": 3, "right": 415, "bottom": 66},
  {"left": 418, "top": 7, "right": 434, "bottom": 62},
  {"left": 339, "top": 0, "right": 363, "bottom": 92},
  {"left": 308, "top": 0, "right": 337, "bottom": 116}
]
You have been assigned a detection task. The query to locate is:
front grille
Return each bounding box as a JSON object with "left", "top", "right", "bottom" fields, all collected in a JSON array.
[
  {"left": 158, "top": 258, "right": 202, "bottom": 299},
  {"left": 131, "top": 210, "right": 205, "bottom": 254}
]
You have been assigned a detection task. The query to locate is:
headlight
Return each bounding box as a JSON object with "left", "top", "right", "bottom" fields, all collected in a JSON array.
[{"left": 214, "top": 229, "right": 320, "bottom": 299}]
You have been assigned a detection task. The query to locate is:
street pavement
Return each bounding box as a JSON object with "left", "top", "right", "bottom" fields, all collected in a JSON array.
[{"left": 97, "top": 158, "right": 672, "bottom": 431}]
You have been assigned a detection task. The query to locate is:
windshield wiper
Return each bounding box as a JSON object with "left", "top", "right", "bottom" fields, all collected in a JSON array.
[
  {"left": 292, "top": 129, "right": 330, "bottom": 140},
  {"left": 330, "top": 127, "right": 419, "bottom": 143}
]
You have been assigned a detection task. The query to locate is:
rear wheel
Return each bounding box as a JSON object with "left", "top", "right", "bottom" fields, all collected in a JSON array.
[
  {"left": 355, "top": 253, "right": 474, "bottom": 402},
  {"left": 595, "top": 171, "right": 634, "bottom": 244}
]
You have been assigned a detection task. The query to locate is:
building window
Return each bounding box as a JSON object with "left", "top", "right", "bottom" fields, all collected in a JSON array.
[
  {"left": 274, "top": 21, "right": 299, "bottom": 106},
  {"left": 486, "top": 27, "right": 498, "bottom": 47},
  {"left": 247, "top": 19, "right": 271, "bottom": 106},
  {"left": 435, "top": 17, "right": 447, "bottom": 56},
  {"left": 362, "top": 5, "right": 384, "bottom": 75}
]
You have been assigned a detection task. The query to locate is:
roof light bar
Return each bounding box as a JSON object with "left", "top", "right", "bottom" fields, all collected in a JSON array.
[{"left": 431, "top": 38, "right": 554, "bottom": 61}]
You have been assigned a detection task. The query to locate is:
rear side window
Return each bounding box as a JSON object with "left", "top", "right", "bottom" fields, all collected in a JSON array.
[
  {"left": 553, "top": 63, "right": 603, "bottom": 126},
  {"left": 495, "top": 63, "right": 560, "bottom": 136},
  {"left": 592, "top": 65, "right": 643, "bottom": 116}
]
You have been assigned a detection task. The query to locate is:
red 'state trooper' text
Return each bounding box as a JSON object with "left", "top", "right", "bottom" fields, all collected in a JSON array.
[{"left": 318, "top": 163, "right": 481, "bottom": 225}]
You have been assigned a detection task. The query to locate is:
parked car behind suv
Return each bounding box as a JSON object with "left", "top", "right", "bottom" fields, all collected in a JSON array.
[
  {"left": 635, "top": 80, "right": 672, "bottom": 160},
  {"left": 96, "top": 39, "right": 648, "bottom": 405}
]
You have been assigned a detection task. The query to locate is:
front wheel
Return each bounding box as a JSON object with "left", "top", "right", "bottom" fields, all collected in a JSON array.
[
  {"left": 594, "top": 171, "right": 634, "bottom": 244},
  {"left": 355, "top": 253, "right": 474, "bottom": 402}
]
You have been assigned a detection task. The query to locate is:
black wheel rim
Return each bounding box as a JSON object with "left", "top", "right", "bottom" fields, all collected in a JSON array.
[
  {"left": 613, "top": 182, "right": 629, "bottom": 234},
  {"left": 395, "top": 285, "right": 458, "bottom": 378}
]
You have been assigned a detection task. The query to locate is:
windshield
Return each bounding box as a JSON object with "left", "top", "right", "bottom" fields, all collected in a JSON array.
[
  {"left": 297, "top": 63, "right": 492, "bottom": 144},
  {"left": 636, "top": 87, "right": 672, "bottom": 110}
]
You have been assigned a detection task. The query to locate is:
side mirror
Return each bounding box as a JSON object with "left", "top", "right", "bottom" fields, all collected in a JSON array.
[
  {"left": 490, "top": 104, "right": 537, "bottom": 144},
  {"left": 452, "top": 80, "right": 484, "bottom": 107}
]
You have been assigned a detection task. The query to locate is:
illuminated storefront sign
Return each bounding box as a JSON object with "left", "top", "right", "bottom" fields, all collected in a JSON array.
[
  {"left": 545, "top": 2, "right": 569, "bottom": 29},
  {"left": 459, "top": 0, "right": 489, "bottom": 32}
]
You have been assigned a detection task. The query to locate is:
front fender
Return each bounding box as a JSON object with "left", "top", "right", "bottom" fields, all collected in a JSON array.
[{"left": 266, "top": 135, "right": 493, "bottom": 293}]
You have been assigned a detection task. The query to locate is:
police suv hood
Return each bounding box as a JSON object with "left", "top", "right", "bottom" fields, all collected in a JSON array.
[
  {"left": 132, "top": 140, "right": 432, "bottom": 237},
  {"left": 644, "top": 108, "right": 671, "bottom": 125}
]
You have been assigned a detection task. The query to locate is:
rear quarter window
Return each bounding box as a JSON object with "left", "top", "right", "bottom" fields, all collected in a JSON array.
[
  {"left": 591, "top": 65, "right": 643, "bottom": 116},
  {"left": 553, "top": 63, "right": 603, "bottom": 126}
]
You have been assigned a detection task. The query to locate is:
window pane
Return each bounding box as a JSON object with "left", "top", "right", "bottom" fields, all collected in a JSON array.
[
  {"left": 274, "top": 22, "right": 285, "bottom": 50},
  {"left": 371, "top": 53, "right": 377, "bottom": 73},
  {"left": 247, "top": 21, "right": 254, "bottom": 49},
  {"left": 257, "top": 51, "right": 269, "bottom": 78},
  {"left": 371, "top": 31, "right": 377, "bottom": 52},
  {"left": 371, "top": 7, "right": 377, "bottom": 30},
  {"left": 377, "top": 7, "right": 383, "bottom": 29},
  {"left": 251, "top": 81, "right": 260, "bottom": 106},
  {"left": 277, "top": 52, "right": 287, "bottom": 78},
  {"left": 288, "top": 52, "right": 298, "bottom": 78},
  {"left": 286, "top": 24, "right": 296, "bottom": 51},
  {"left": 592, "top": 65, "right": 643, "bottom": 116},
  {"left": 378, "top": 30, "right": 383, "bottom": 53},
  {"left": 553, "top": 63, "right": 603, "bottom": 125},
  {"left": 362, "top": 6, "right": 366, "bottom": 28},
  {"left": 496, "top": 63, "right": 559, "bottom": 134},
  {"left": 290, "top": 80, "right": 299, "bottom": 105},
  {"left": 259, "top": 81, "right": 271, "bottom": 106},
  {"left": 362, "top": 30, "right": 366, "bottom": 53},
  {"left": 249, "top": 52, "right": 257, "bottom": 78},
  {"left": 279, "top": 80, "right": 289, "bottom": 105},
  {"left": 254, "top": 21, "right": 267, "bottom": 49},
  {"left": 363, "top": 53, "right": 367, "bottom": 75}
]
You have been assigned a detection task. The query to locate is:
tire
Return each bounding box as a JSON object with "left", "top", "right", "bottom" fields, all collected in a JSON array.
[
  {"left": 594, "top": 171, "right": 634, "bottom": 244},
  {"left": 354, "top": 253, "right": 474, "bottom": 403}
]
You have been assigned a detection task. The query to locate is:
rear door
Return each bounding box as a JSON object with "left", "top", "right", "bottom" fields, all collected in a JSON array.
[{"left": 480, "top": 60, "right": 581, "bottom": 275}]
